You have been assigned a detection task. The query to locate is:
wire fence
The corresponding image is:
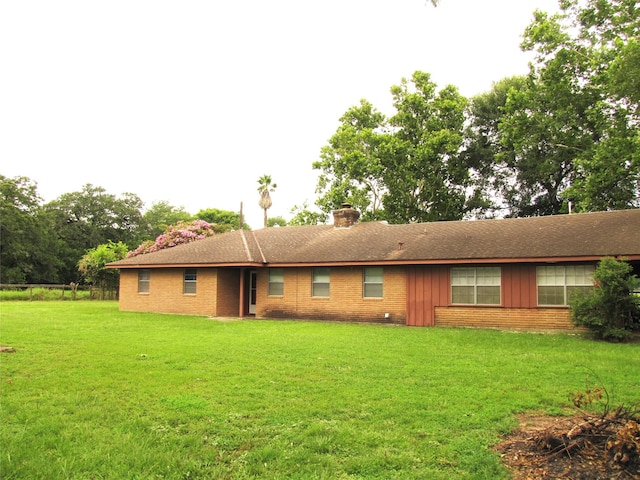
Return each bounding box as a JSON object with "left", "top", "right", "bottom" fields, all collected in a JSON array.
[{"left": 0, "top": 284, "right": 118, "bottom": 301}]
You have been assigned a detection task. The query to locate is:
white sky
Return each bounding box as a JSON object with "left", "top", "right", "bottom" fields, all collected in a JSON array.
[{"left": 1, "top": 0, "right": 560, "bottom": 230}]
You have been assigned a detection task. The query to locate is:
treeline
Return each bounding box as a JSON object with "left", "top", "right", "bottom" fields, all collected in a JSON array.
[
  {"left": 313, "top": 0, "right": 639, "bottom": 222},
  {"left": 0, "top": 180, "right": 247, "bottom": 284}
]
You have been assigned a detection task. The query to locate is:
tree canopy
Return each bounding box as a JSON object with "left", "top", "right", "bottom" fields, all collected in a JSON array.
[
  {"left": 497, "top": 0, "right": 640, "bottom": 215},
  {"left": 0, "top": 175, "right": 60, "bottom": 283},
  {"left": 195, "top": 208, "right": 249, "bottom": 232},
  {"left": 0, "top": 176, "right": 238, "bottom": 284},
  {"left": 315, "top": 72, "right": 472, "bottom": 223},
  {"left": 314, "top": 0, "right": 639, "bottom": 222},
  {"left": 77, "top": 241, "right": 129, "bottom": 289}
]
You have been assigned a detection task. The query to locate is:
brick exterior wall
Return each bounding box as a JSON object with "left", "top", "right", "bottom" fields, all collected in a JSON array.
[
  {"left": 257, "top": 266, "right": 407, "bottom": 324},
  {"left": 118, "top": 265, "right": 581, "bottom": 331},
  {"left": 119, "top": 268, "right": 219, "bottom": 316},
  {"left": 434, "top": 306, "right": 576, "bottom": 330}
]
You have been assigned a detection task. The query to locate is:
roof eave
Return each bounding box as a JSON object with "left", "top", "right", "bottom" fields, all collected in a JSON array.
[
  {"left": 106, "top": 262, "right": 265, "bottom": 269},
  {"left": 106, "top": 254, "right": 639, "bottom": 270},
  {"left": 252, "top": 254, "right": 640, "bottom": 268}
]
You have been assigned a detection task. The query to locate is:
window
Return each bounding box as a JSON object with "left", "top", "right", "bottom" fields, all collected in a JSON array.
[
  {"left": 138, "top": 269, "right": 150, "bottom": 293},
  {"left": 537, "top": 265, "right": 594, "bottom": 306},
  {"left": 312, "top": 267, "right": 330, "bottom": 297},
  {"left": 363, "top": 267, "right": 383, "bottom": 298},
  {"left": 268, "top": 268, "right": 284, "bottom": 296},
  {"left": 451, "top": 267, "right": 501, "bottom": 305},
  {"left": 183, "top": 268, "right": 197, "bottom": 294}
]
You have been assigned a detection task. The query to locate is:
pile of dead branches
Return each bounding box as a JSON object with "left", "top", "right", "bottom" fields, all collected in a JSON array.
[{"left": 533, "top": 388, "right": 639, "bottom": 477}]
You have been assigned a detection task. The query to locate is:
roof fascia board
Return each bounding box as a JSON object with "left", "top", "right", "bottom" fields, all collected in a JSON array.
[
  {"left": 108, "top": 254, "right": 639, "bottom": 270},
  {"left": 264, "top": 255, "right": 639, "bottom": 267},
  {"left": 108, "top": 262, "right": 265, "bottom": 269}
]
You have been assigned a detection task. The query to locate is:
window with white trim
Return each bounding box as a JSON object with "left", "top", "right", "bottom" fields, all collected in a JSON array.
[
  {"left": 183, "top": 268, "right": 197, "bottom": 294},
  {"left": 451, "top": 267, "right": 501, "bottom": 305},
  {"left": 312, "top": 267, "right": 330, "bottom": 297},
  {"left": 537, "top": 265, "right": 594, "bottom": 306},
  {"left": 268, "top": 268, "right": 284, "bottom": 296},
  {"left": 363, "top": 267, "right": 383, "bottom": 298},
  {"left": 138, "top": 269, "right": 150, "bottom": 293}
]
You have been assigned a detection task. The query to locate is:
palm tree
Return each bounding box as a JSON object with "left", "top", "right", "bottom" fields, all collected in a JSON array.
[{"left": 257, "top": 175, "right": 277, "bottom": 228}]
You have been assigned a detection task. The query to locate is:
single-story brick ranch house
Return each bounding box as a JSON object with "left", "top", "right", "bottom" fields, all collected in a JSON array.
[{"left": 108, "top": 206, "right": 640, "bottom": 330}]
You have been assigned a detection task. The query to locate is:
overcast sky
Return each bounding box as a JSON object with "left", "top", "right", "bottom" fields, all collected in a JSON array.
[{"left": 1, "top": 0, "right": 561, "bottom": 229}]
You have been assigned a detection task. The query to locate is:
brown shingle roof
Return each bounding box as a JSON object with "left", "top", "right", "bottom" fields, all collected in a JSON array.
[{"left": 108, "top": 209, "right": 640, "bottom": 268}]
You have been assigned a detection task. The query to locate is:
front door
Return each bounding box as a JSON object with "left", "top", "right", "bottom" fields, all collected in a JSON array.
[{"left": 249, "top": 270, "right": 257, "bottom": 314}]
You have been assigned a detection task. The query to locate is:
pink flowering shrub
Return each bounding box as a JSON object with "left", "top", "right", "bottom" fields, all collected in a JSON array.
[{"left": 127, "top": 220, "right": 215, "bottom": 257}]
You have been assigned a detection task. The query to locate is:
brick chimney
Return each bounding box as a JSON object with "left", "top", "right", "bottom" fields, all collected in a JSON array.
[{"left": 332, "top": 203, "right": 360, "bottom": 228}]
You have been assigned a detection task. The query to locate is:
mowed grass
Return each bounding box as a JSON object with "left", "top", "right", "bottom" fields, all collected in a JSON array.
[{"left": 1, "top": 303, "right": 639, "bottom": 479}]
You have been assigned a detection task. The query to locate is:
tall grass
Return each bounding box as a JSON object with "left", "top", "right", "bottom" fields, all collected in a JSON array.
[
  {"left": 1, "top": 302, "right": 638, "bottom": 479},
  {"left": 0, "top": 288, "right": 94, "bottom": 301}
]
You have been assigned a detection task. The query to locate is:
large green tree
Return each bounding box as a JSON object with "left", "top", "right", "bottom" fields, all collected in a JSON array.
[
  {"left": 139, "top": 201, "right": 192, "bottom": 241},
  {"left": 195, "top": 208, "right": 249, "bottom": 232},
  {"left": 44, "top": 184, "right": 144, "bottom": 282},
  {"left": 462, "top": 76, "right": 528, "bottom": 217},
  {"left": 77, "top": 241, "right": 129, "bottom": 291},
  {"left": 498, "top": 0, "right": 639, "bottom": 215},
  {"left": 314, "top": 71, "right": 470, "bottom": 224},
  {"left": 384, "top": 71, "right": 469, "bottom": 223},
  {"left": 288, "top": 201, "right": 328, "bottom": 226},
  {"left": 0, "top": 175, "right": 60, "bottom": 283},
  {"left": 313, "top": 100, "right": 388, "bottom": 220}
]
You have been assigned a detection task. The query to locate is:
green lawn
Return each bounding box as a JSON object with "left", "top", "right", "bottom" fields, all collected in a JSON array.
[{"left": 1, "top": 302, "right": 638, "bottom": 479}]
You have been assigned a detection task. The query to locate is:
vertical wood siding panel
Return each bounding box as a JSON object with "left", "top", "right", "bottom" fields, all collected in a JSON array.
[
  {"left": 500, "top": 265, "right": 516, "bottom": 307},
  {"left": 524, "top": 265, "right": 537, "bottom": 308},
  {"left": 423, "top": 267, "right": 435, "bottom": 327},
  {"left": 407, "top": 266, "right": 449, "bottom": 327},
  {"left": 502, "top": 265, "right": 515, "bottom": 307},
  {"left": 406, "top": 268, "right": 417, "bottom": 326},
  {"left": 502, "top": 264, "right": 536, "bottom": 308},
  {"left": 407, "top": 267, "right": 426, "bottom": 326},
  {"left": 503, "top": 264, "right": 538, "bottom": 308},
  {"left": 417, "top": 270, "right": 426, "bottom": 326},
  {"left": 438, "top": 266, "right": 449, "bottom": 307}
]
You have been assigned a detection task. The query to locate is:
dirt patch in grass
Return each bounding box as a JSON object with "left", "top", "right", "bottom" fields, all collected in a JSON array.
[{"left": 495, "top": 413, "right": 639, "bottom": 479}]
